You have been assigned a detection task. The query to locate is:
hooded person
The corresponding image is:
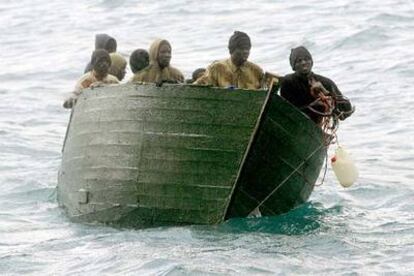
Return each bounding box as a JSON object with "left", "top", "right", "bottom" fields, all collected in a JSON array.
[
  {"left": 194, "top": 31, "right": 276, "bottom": 90},
  {"left": 129, "top": 49, "right": 149, "bottom": 74},
  {"left": 64, "top": 49, "right": 119, "bottom": 109},
  {"left": 280, "top": 46, "right": 354, "bottom": 124},
  {"left": 130, "top": 39, "right": 184, "bottom": 84},
  {"left": 108, "top": 52, "right": 127, "bottom": 81},
  {"left": 84, "top": 34, "right": 118, "bottom": 73}
]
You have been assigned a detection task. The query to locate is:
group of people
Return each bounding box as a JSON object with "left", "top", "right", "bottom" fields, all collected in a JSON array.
[{"left": 63, "top": 31, "right": 354, "bottom": 125}]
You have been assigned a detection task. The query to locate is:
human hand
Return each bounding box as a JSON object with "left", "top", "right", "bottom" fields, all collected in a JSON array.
[{"left": 63, "top": 97, "right": 77, "bottom": 109}]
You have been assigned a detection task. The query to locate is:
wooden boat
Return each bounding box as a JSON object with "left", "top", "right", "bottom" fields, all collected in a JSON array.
[{"left": 57, "top": 83, "right": 326, "bottom": 227}]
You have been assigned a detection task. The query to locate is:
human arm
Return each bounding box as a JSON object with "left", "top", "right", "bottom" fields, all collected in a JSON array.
[{"left": 315, "top": 76, "right": 354, "bottom": 120}]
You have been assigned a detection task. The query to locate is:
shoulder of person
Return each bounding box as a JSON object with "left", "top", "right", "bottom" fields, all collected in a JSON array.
[
  {"left": 281, "top": 73, "right": 296, "bottom": 82},
  {"left": 245, "top": 61, "right": 264, "bottom": 73},
  {"left": 130, "top": 66, "right": 151, "bottom": 82},
  {"left": 313, "top": 73, "right": 335, "bottom": 85},
  {"left": 168, "top": 65, "right": 183, "bottom": 75},
  {"left": 167, "top": 66, "right": 184, "bottom": 80},
  {"left": 209, "top": 59, "right": 228, "bottom": 69}
]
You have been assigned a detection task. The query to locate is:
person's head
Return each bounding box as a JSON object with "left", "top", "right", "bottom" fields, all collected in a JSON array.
[
  {"left": 149, "top": 39, "right": 172, "bottom": 69},
  {"left": 228, "top": 31, "right": 251, "bottom": 67},
  {"left": 129, "top": 49, "right": 149, "bottom": 74},
  {"left": 289, "top": 46, "right": 313, "bottom": 75},
  {"left": 109, "top": 53, "right": 127, "bottom": 81},
  {"left": 91, "top": 49, "right": 111, "bottom": 77},
  {"left": 192, "top": 68, "right": 206, "bottom": 82},
  {"left": 95, "top": 34, "right": 117, "bottom": 53}
]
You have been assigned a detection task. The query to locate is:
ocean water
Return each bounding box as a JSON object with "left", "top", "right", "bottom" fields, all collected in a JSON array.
[{"left": 1, "top": 0, "right": 413, "bottom": 275}]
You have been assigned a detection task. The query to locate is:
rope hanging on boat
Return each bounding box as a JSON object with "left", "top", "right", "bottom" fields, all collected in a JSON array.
[
  {"left": 308, "top": 77, "right": 335, "bottom": 117},
  {"left": 250, "top": 80, "right": 354, "bottom": 213}
]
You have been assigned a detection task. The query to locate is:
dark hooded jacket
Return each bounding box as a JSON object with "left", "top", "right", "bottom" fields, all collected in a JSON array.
[
  {"left": 84, "top": 34, "right": 117, "bottom": 73},
  {"left": 281, "top": 46, "right": 352, "bottom": 124},
  {"left": 281, "top": 72, "right": 352, "bottom": 123}
]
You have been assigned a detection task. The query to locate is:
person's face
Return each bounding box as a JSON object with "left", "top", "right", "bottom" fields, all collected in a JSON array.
[
  {"left": 230, "top": 46, "right": 250, "bottom": 67},
  {"left": 294, "top": 56, "right": 313, "bottom": 75},
  {"left": 118, "top": 67, "right": 126, "bottom": 81},
  {"left": 134, "top": 56, "right": 149, "bottom": 72},
  {"left": 94, "top": 56, "right": 111, "bottom": 75},
  {"left": 158, "top": 44, "right": 171, "bottom": 68}
]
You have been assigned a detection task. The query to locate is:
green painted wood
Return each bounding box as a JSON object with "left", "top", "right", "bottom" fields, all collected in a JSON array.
[
  {"left": 57, "top": 84, "right": 327, "bottom": 227},
  {"left": 58, "top": 84, "right": 267, "bottom": 227},
  {"left": 225, "top": 94, "right": 327, "bottom": 218}
]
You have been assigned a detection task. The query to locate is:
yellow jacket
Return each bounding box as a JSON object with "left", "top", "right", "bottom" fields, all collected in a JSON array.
[{"left": 194, "top": 58, "right": 265, "bottom": 90}]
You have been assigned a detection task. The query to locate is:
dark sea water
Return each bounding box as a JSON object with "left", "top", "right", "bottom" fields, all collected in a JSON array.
[{"left": 1, "top": 0, "right": 413, "bottom": 275}]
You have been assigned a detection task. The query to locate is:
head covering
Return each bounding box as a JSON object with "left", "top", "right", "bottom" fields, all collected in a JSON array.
[
  {"left": 95, "top": 34, "right": 117, "bottom": 53},
  {"left": 130, "top": 49, "right": 149, "bottom": 73},
  {"left": 109, "top": 53, "right": 127, "bottom": 80},
  {"left": 148, "top": 39, "right": 171, "bottom": 66},
  {"left": 228, "top": 31, "right": 251, "bottom": 53},
  {"left": 289, "top": 46, "right": 312, "bottom": 70},
  {"left": 91, "top": 49, "right": 111, "bottom": 66}
]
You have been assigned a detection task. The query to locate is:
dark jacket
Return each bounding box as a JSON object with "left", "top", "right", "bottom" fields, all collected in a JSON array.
[{"left": 281, "top": 72, "right": 352, "bottom": 123}]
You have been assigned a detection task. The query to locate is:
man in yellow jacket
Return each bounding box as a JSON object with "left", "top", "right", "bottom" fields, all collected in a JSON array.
[
  {"left": 194, "top": 31, "right": 270, "bottom": 90},
  {"left": 63, "top": 49, "right": 118, "bottom": 109}
]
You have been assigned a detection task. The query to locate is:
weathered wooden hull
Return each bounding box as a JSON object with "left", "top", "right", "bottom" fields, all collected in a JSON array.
[
  {"left": 57, "top": 84, "right": 326, "bottom": 227},
  {"left": 226, "top": 94, "right": 326, "bottom": 218}
]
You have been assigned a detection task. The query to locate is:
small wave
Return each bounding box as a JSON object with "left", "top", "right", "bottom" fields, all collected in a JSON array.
[
  {"left": 332, "top": 26, "right": 391, "bottom": 50},
  {"left": 369, "top": 12, "right": 414, "bottom": 24}
]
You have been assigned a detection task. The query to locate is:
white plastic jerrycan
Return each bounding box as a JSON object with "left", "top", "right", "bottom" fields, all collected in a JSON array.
[{"left": 331, "top": 146, "right": 359, "bottom": 187}]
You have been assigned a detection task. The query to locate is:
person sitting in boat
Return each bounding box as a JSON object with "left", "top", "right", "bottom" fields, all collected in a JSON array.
[
  {"left": 194, "top": 31, "right": 274, "bottom": 90},
  {"left": 130, "top": 39, "right": 184, "bottom": 85},
  {"left": 108, "top": 52, "right": 127, "bottom": 81},
  {"left": 186, "top": 67, "right": 206, "bottom": 83},
  {"left": 63, "top": 49, "right": 119, "bottom": 109},
  {"left": 280, "top": 46, "right": 354, "bottom": 124},
  {"left": 129, "top": 48, "right": 150, "bottom": 75},
  {"left": 84, "top": 34, "right": 117, "bottom": 73}
]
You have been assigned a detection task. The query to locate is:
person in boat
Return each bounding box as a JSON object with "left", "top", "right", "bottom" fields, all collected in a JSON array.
[
  {"left": 63, "top": 49, "right": 119, "bottom": 109},
  {"left": 194, "top": 31, "right": 275, "bottom": 89},
  {"left": 130, "top": 39, "right": 184, "bottom": 85},
  {"left": 280, "top": 46, "right": 354, "bottom": 124},
  {"left": 186, "top": 68, "right": 206, "bottom": 83},
  {"left": 108, "top": 52, "right": 127, "bottom": 81},
  {"left": 129, "top": 48, "right": 150, "bottom": 74},
  {"left": 84, "top": 34, "right": 117, "bottom": 73}
]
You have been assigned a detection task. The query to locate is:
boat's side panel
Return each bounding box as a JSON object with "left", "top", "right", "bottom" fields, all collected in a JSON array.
[
  {"left": 226, "top": 94, "right": 326, "bottom": 218},
  {"left": 58, "top": 84, "right": 267, "bottom": 226}
]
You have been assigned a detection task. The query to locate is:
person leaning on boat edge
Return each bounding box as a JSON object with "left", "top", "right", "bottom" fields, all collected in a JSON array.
[
  {"left": 194, "top": 31, "right": 279, "bottom": 90},
  {"left": 280, "top": 46, "right": 354, "bottom": 124},
  {"left": 63, "top": 49, "right": 119, "bottom": 109},
  {"left": 129, "top": 39, "right": 184, "bottom": 85},
  {"left": 84, "top": 34, "right": 117, "bottom": 73}
]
